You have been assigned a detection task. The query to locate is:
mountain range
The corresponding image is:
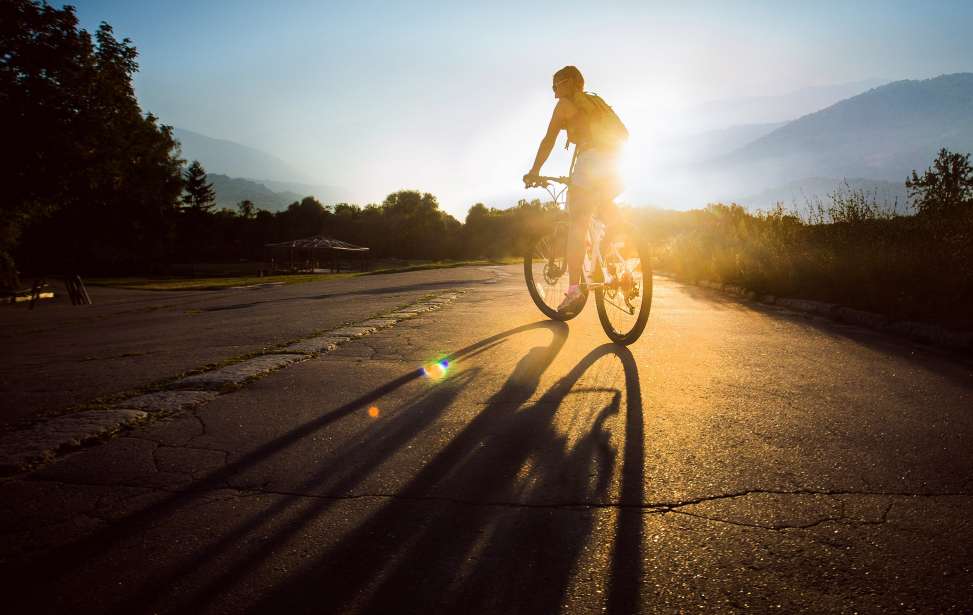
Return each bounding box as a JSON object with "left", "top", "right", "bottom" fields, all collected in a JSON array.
[
  {"left": 173, "top": 128, "right": 348, "bottom": 211},
  {"left": 716, "top": 74, "right": 973, "bottom": 180},
  {"left": 689, "top": 78, "right": 888, "bottom": 129},
  {"left": 710, "top": 73, "right": 973, "bottom": 203},
  {"left": 206, "top": 175, "right": 304, "bottom": 211},
  {"left": 172, "top": 128, "right": 306, "bottom": 182}
]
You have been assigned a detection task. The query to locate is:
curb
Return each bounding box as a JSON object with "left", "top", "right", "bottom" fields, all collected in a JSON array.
[
  {"left": 664, "top": 273, "right": 972, "bottom": 353},
  {"left": 0, "top": 289, "right": 470, "bottom": 476}
]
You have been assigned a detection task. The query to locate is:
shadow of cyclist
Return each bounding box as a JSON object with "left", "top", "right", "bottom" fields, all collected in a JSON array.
[{"left": 252, "top": 343, "right": 645, "bottom": 615}]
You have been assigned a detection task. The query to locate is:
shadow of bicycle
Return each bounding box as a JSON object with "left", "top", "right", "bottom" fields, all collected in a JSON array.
[{"left": 250, "top": 341, "right": 646, "bottom": 614}]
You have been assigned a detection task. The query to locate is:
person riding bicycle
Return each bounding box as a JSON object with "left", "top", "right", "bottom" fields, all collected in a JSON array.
[{"left": 523, "top": 65, "right": 628, "bottom": 316}]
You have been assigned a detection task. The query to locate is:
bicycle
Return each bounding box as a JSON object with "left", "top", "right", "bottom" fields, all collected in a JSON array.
[{"left": 523, "top": 175, "right": 652, "bottom": 345}]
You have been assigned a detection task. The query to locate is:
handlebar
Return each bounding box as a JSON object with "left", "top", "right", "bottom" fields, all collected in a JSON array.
[{"left": 524, "top": 175, "right": 571, "bottom": 188}]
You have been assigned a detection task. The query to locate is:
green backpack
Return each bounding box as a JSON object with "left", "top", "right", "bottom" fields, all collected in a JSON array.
[{"left": 571, "top": 92, "right": 629, "bottom": 150}]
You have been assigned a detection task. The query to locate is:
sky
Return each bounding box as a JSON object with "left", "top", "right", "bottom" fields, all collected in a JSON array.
[{"left": 71, "top": 0, "right": 973, "bottom": 218}]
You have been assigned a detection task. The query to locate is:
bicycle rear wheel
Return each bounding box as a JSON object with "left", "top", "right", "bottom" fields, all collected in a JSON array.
[
  {"left": 524, "top": 225, "right": 586, "bottom": 321},
  {"left": 594, "top": 226, "right": 652, "bottom": 344}
]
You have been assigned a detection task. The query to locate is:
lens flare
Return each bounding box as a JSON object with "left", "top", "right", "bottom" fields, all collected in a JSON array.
[
  {"left": 368, "top": 406, "right": 380, "bottom": 418},
  {"left": 421, "top": 358, "right": 450, "bottom": 379}
]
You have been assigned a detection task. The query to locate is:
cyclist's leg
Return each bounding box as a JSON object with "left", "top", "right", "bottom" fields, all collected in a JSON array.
[{"left": 566, "top": 185, "right": 595, "bottom": 286}]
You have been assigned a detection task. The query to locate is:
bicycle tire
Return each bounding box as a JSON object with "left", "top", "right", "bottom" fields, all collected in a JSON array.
[
  {"left": 594, "top": 229, "right": 652, "bottom": 344},
  {"left": 524, "top": 229, "right": 586, "bottom": 321}
]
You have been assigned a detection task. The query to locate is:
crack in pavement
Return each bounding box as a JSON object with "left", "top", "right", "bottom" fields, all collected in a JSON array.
[
  {"left": 668, "top": 500, "right": 896, "bottom": 531},
  {"left": 20, "top": 476, "right": 971, "bottom": 520}
]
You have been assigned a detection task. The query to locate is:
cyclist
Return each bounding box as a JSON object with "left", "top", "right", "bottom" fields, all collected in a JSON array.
[{"left": 523, "top": 65, "right": 627, "bottom": 316}]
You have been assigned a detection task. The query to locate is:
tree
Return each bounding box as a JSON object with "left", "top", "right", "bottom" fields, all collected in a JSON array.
[
  {"left": 1, "top": 1, "right": 184, "bottom": 280},
  {"left": 237, "top": 199, "right": 256, "bottom": 219},
  {"left": 275, "top": 196, "right": 329, "bottom": 241},
  {"left": 182, "top": 160, "right": 216, "bottom": 212},
  {"left": 380, "top": 190, "right": 460, "bottom": 259},
  {"left": 906, "top": 148, "right": 973, "bottom": 216}
]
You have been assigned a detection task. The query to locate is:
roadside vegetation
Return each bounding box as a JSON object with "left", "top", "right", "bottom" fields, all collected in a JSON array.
[{"left": 646, "top": 149, "right": 973, "bottom": 330}]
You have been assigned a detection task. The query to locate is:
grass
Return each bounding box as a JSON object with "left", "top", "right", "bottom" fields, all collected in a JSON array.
[
  {"left": 363, "top": 257, "right": 520, "bottom": 276},
  {"left": 650, "top": 201, "right": 973, "bottom": 330},
  {"left": 87, "top": 257, "right": 520, "bottom": 291}
]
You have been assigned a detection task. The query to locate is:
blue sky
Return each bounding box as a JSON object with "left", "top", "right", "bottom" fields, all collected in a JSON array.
[{"left": 71, "top": 0, "right": 973, "bottom": 216}]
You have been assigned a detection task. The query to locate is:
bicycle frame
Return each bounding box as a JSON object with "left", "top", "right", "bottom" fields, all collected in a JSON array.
[
  {"left": 531, "top": 176, "right": 628, "bottom": 294},
  {"left": 524, "top": 170, "right": 651, "bottom": 342}
]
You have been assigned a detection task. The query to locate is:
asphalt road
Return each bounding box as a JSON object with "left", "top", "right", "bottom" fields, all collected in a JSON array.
[
  {"left": 1, "top": 265, "right": 972, "bottom": 613},
  {"left": 0, "top": 267, "right": 497, "bottom": 428}
]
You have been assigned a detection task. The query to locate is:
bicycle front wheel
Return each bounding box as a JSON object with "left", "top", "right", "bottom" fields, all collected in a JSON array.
[
  {"left": 594, "top": 227, "right": 652, "bottom": 344},
  {"left": 524, "top": 226, "right": 585, "bottom": 321}
]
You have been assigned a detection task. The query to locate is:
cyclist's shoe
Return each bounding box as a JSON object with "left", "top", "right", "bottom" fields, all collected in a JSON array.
[{"left": 557, "top": 285, "right": 585, "bottom": 315}]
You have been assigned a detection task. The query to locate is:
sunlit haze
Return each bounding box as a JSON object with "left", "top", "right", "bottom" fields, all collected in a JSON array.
[{"left": 72, "top": 0, "right": 973, "bottom": 217}]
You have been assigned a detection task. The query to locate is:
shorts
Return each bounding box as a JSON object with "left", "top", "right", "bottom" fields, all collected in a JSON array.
[{"left": 568, "top": 148, "right": 622, "bottom": 219}]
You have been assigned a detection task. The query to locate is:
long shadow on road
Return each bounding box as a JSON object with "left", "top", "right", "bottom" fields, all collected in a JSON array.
[{"left": 251, "top": 343, "right": 645, "bottom": 615}]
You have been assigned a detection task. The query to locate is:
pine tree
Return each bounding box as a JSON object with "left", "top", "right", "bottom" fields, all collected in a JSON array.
[{"left": 182, "top": 160, "right": 216, "bottom": 212}]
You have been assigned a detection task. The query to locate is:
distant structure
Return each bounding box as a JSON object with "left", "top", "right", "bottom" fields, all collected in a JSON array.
[{"left": 265, "top": 236, "right": 370, "bottom": 273}]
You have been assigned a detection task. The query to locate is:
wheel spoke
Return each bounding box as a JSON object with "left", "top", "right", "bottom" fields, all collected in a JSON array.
[
  {"left": 526, "top": 228, "right": 569, "bottom": 317},
  {"left": 595, "top": 228, "right": 652, "bottom": 343}
]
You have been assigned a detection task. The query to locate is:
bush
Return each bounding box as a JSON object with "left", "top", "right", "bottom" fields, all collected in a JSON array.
[{"left": 654, "top": 188, "right": 973, "bottom": 329}]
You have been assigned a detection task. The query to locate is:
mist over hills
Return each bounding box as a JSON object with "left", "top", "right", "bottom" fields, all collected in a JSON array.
[
  {"left": 208, "top": 175, "right": 304, "bottom": 212},
  {"left": 173, "top": 128, "right": 307, "bottom": 182},
  {"left": 738, "top": 177, "right": 911, "bottom": 213},
  {"left": 689, "top": 78, "right": 888, "bottom": 129},
  {"left": 657, "top": 122, "right": 787, "bottom": 166},
  {"left": 173, "top": 128, "right": 349, "bottom": 210},
  {"left": 710, "top": 73, "right": 973, "bottom": 195}
]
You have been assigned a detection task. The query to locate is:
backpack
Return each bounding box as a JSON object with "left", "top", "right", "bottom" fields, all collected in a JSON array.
[{"left": 571, "top": 92, "right": 629, "bottom": 150}]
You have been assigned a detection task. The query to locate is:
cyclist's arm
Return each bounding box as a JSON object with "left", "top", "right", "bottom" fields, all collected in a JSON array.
[{"left": 527, "top": 101, "right": 572, "bottom": 175}]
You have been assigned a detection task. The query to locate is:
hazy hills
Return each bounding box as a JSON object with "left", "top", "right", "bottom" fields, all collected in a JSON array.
[
  {"left": 658, "top": 122, "right": 788, "bottom": 166},
  {"left": 713, "top": 73, "right": 973, "bottom": 190},
  {"left": 173, "top": 128, "right": 348, "bottom": 211},
  {"left": 689, "top": 78, "right": 888, "bottom": 129},
  {"left": 173, "top": 128, "right": 306, "bottom": 182},
  {"left": 207, "top": 175, "right": 304, "bottom": 211}
]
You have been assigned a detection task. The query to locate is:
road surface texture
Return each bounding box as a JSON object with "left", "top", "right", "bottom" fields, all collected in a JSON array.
[
  {"left": 1, "top": 265, "right": 971, "bottom": 613},
  {"left": 0, "top": 268, "right": 498, "bottom": 429}
]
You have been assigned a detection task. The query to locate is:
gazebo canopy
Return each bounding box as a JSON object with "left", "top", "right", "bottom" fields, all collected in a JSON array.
[{"left": 265, "top": 236, "right": 369, "bottom": 252}]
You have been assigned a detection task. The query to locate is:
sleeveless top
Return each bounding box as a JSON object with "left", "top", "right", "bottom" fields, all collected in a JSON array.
[{"left": 563, "top": 95, "right": 593, "bottom": 152}]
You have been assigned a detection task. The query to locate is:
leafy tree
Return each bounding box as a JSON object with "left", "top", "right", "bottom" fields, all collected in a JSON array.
[
  {"left": 182, "top": 160, "right": 216, "bottom": 212},
  {"left": 276, "top": 196, "right": 329, "bottom": 240},
  {"left": 906, "top": 148, "right": 973, "bottom": 216},
  {"left": 380, "top": 190, "right": 460, "bottom": 259},
  {"left": 2, "top": 1, "right": 183, "bottom": 280}
]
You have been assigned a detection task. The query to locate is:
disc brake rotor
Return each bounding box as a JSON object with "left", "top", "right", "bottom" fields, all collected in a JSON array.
[{"left": 543, "top": 260, "right": 564, "bottom": 285}]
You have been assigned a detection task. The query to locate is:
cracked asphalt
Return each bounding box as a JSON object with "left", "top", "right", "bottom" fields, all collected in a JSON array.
[
  {"left": 1, "top": 265, "right": 972, "bottom": 613},
  {"left": 0, "top": 269, "right": 496, "bottom": 429}
]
